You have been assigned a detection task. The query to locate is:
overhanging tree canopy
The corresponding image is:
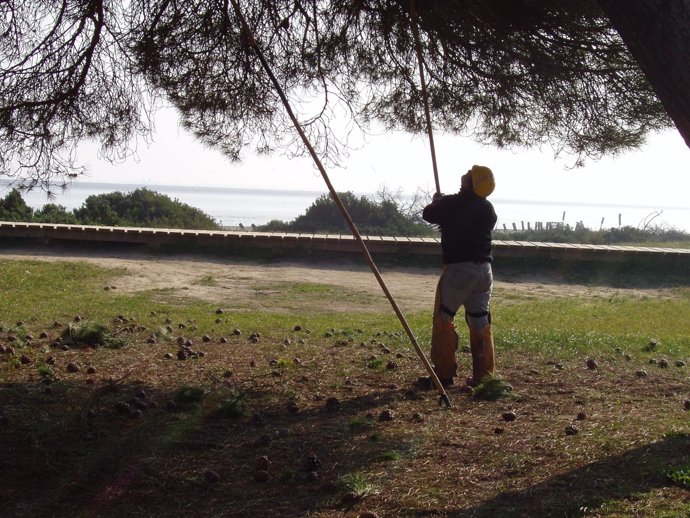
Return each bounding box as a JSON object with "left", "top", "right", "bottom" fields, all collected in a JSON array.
[
  {"left": 596, "top": 0, "right": 690, "bottom": 149},
  {"left": 0, "top": 0, "right": 680, "bottom": 189}
]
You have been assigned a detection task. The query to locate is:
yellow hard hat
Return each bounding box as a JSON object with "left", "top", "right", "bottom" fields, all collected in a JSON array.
[{"left": 470, "top": 165, "right": 495, "bottom": 198}]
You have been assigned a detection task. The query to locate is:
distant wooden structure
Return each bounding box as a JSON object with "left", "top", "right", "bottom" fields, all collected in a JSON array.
[{"left": 1, "top": 221, "right": 688, "bottom": 266}]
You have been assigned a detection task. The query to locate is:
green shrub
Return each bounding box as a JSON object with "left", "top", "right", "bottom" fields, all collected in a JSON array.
[
  {"left": 32, "top": 203, "right": 78, "bottom": 224},
  {"left": 643, "top": 339, "right": 660, "bottom": 352},
  {"left": 377, "top": 450, "right": 401, "bottom": 462},
  {"left": 495, "top": 225, "right": 689, "bottom": 246},
  {"left": 2, "top": 188, "right": 219, "bottom": 229},
  {"left": 37, "top": 365, "right": 55, "bottom": 379},
  {"left": 336, "top": 472, "right": 378, "bottom": 499},
  {"left": 259, "top": 192, "right": 433, "bottom": 237},
  {"left": 61, "top": 322, "right": 121, "bottom": 348},
  {"left": 173, "top": 385, "right": 206, "bottom": 410},
  {"left": 0, "top": 189, "right": 33, "bottom": 221},
  {"left": 213, "top": 389, "right": 248, "bottom": 418},
  {"left": 472, "top": 376, "right": 515, "bottom": 401},
  {"left": 667, "top": 466, "right": 690, "bottom": 488},
  {"left": 73, "top": 188, "right": 219, "bottom": 229}
]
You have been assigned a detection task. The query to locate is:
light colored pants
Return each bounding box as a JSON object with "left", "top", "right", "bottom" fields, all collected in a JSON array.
[{"left": 437, "top": 262, "right": 493, "bottom": 329}]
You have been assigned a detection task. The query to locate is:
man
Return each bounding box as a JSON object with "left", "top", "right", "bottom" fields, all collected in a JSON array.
[{"left": 422, "top": 165, "right": 497, "bottom": 387}]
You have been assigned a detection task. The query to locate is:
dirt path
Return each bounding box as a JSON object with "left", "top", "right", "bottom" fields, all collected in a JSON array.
[{"left": 0, "top": 248, "right": 673, "bottom": 313}]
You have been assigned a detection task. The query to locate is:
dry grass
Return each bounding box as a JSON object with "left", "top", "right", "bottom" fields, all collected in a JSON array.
[{"left": 2, "top": 319, "right": 689, "bottom": 517}]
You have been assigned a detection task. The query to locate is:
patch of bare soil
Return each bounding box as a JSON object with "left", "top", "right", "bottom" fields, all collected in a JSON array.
[{"left": 0, "top": 248, "right": 677, "bottom": 312}]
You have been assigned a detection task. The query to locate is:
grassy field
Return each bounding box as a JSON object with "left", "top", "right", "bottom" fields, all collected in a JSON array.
[{"left": 1, "top": 257, "right": 689, "bottom": 517}]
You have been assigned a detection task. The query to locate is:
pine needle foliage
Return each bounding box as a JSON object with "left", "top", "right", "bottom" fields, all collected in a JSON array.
[{"left": 1, "top": 1, "right": 671, "bottom": 187}]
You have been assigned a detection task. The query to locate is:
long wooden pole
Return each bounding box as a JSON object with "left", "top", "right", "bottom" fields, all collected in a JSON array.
[
  {"left": 409, "top": 0, "right": 441, "bottom": 195},
  {"left": 229, "top": 0, "right": 450, "bottom": 407}
]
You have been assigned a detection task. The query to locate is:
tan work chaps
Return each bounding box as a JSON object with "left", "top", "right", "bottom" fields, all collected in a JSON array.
[
  {"left": 468, "top": 324, "right": 495, "bottom": 385},
  {"left": 430, "top": 275, "right": 459, "bottom": 383}
]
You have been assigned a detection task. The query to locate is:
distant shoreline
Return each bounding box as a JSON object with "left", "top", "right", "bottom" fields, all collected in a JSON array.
[{"left": 4, "top": 180, "right": 690, "bottom": 232}]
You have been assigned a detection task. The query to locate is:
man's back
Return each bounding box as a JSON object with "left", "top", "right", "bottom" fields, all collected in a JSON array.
[{"left": 422, "top": 190, "right": 497, "bottom": 264}]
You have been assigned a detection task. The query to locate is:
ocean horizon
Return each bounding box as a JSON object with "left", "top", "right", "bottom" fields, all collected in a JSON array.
[{"left": 3, "top": 180, "right": 689, "bottom": 232}]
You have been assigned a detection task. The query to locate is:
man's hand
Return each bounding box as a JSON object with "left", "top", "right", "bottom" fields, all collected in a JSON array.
[{"left": 432, "top": 192, "right": 444, "bottom": 202}]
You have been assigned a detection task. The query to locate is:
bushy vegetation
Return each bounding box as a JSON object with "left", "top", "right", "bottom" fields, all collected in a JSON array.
[
  {"left": 3, "top": 186, "right": 689, "bottom": 245},
  {"left": 0, "top": 188, "right": 219, "bottom": 230},
  {"left": 32, "top": 203, "right": 79, "bottom": 224},
  {"left": 259, "top": 191, "right": 434, "bottom": 237},
  {"left": 0, "top": 188, "right": 33, "bottom": 221},
  {"left": 495, "top": 225, "right": 690, "bottom": 246},
  {"left": 259, "top": 191, "right": 689, "bottom": 245}
]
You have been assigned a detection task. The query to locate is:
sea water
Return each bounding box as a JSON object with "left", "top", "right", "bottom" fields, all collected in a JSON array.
[{"left": 5, "top": 181, "right": 690, "bottom": 232}]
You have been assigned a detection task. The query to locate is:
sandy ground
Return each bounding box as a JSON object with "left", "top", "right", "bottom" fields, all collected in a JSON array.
[{"left": 0, "top": 247, "right": 672, "bottom": 313}]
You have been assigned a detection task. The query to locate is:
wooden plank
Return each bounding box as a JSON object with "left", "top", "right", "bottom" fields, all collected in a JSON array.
[{"left": 1, "top": 223, "right": 688, "bottom": 262}]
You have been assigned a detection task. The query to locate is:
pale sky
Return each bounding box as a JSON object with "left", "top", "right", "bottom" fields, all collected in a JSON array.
[
  {"left": 41, "top": 100, "right": 687, "bottom": 231},
  {"left": 78, "top": 106, "right": 690, "bottom": 213}
]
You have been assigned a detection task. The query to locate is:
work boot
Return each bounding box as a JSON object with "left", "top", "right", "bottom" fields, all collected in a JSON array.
[
  {"left": 429, "top": 271, "right": 459, "bottom": 386},
  {"left": 430, "top": 318, "right": 458, "bottom": 383},
  {"left": 468, "top": 325, "right": 495, "bottom": 386},
  {"left": 416, "top": 374, "right": 454, "bottom": 391}
]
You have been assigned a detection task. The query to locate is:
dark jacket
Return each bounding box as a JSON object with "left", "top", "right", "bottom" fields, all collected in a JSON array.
[{"left": 422, "top": 190, "right": 497, "bottom": 264}]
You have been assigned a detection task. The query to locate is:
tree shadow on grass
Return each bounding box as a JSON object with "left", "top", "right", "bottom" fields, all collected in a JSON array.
[
  {"left": 0, "top": 379, "right": 423, "bottom": 518},
  {"left": 497, "top": 256, "right": 690, "bottom": 289},
  {"left": 414, "top": 433, "right": 690, "bottom": 518}
]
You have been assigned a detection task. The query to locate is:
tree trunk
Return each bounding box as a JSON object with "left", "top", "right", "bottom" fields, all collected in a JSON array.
[{"left": 597, "top": 0, "right": 690, "bottom": 148}]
